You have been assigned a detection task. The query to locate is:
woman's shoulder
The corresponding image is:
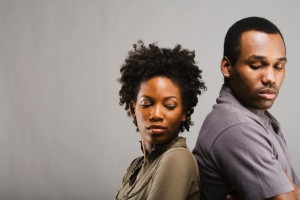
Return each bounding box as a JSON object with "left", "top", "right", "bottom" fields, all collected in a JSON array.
[
  {"left": 161, "top": 147, "right": 197, "bottom": 167},
  {"left": 156, "top": 146, "right": 200, "bottom": 187},
  {"left": 123, "top": 156, "right": 143, "bottom": 175}
]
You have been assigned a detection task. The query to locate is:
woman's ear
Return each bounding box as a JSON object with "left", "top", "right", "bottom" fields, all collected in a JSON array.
[
  {"left": 221, "top": 56, "right": 231, "bottom": 78},
  {"left": 181, "top": 113, "right": 186, "bottom": 122},
  {"left": 129, "top": 101, "right": 136, "bottom": 117},
  {"left": 129, "top": 101, "right": 138, "bottom": 131}
]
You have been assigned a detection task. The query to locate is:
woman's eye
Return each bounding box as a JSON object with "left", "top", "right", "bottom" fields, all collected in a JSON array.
[
  {"left": 165, "top": 105, "right": 176, "bottom": 110},
  {"left": 141, "top": 103, "right": 151, "bottom": 108}
]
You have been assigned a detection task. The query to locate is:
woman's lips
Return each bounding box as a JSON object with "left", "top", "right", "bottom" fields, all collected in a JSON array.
[{"left": 147, "top": 125, "right": 166, "bottom": 134}]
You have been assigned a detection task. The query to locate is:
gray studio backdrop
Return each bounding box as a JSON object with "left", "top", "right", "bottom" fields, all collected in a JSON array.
[{"left": 0, "top": 0, "right": 300, "bottom": 199}]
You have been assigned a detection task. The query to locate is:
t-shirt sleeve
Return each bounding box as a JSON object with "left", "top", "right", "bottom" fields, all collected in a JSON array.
[
  {"left": 147, "top": 148, "right": 200, "bottom": 200},
  {"left": 292, "top": 167, "right": 300, "bottom": 187},
  {"left": 211, "top": 122, "right": 294, "bottom": 200}
]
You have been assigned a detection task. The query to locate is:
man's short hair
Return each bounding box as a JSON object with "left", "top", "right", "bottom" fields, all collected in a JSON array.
[{"left": 223, "top": 16, "right": 285, "bottom": 66}]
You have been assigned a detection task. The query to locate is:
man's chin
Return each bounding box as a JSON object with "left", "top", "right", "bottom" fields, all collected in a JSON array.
[{"left": 254, "top": 101, "right": 275, "bottom": 111}]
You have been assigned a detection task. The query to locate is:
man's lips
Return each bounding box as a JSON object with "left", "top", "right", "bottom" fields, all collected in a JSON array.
[
  {"left": 147, "top": 125, "right": 167, "bottom": 134},
  {"left": 258, "top": 88, "right": 277, "bottom": 100}
]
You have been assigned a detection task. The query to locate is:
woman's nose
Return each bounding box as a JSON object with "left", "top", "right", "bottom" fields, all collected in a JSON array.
[{"left": 149, "top": 105, "right": 163, "bottom": 122}]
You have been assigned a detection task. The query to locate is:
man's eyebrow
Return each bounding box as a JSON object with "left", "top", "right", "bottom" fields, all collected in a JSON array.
[
  {"left": 247, "top": 55, "right": 287, "bottom": 62},
  {"left": 247, "top": 55, "right": 266, "bottom": 60},
  {"left": 278, "top": 57, "right": 287, "bottom": 62}
]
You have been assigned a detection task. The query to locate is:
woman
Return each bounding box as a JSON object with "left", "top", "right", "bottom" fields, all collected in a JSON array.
[{"left": 115, "top": 41, "right": 206, "bottom": 200}]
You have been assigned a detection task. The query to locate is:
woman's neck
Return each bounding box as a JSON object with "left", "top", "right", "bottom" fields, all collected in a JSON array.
[{"left": 141, "top": 141, "right": 154, "bottom": 158}]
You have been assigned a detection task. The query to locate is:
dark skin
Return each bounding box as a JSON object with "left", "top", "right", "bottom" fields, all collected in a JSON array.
[
  {"left": 130, "top": 76, "right": 186, "bottom": 156},
  {"left": 222, "top": 31, "right": 286, "bottom": 112},
  {"left": 221, "top": 31, "right": 300, "bottom": 200}
]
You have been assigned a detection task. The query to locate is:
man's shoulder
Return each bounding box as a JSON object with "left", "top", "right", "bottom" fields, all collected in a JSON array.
[
  {"left": 198, "top": 103, "right": 263, "bottom": 151},
  {"left": 202, "top": 103, "right": 257, "bottom": 132}
]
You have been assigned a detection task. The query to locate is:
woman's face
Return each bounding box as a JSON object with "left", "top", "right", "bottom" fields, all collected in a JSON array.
[{"left": 132, "top": 76, "right": 186, "bottom": 151}]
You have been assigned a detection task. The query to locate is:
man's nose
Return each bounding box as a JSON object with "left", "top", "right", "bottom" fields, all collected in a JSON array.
[{"left": 262, "top": 67, "right": 276, "bottom": 85}]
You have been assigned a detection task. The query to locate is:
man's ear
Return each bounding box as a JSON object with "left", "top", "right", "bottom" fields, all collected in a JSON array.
[
  {"left": 221, "top": 56, "right": 232, "bottom": 78},
  {"left": 129, "top": 101, "right": 136, "bottom": 117}
]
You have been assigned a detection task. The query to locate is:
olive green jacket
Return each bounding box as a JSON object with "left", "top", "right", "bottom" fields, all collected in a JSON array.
[{"left": 115, "top": 137, "right": 200, "bottom": 200}]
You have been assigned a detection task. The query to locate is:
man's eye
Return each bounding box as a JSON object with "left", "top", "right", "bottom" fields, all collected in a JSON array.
[
  {"left": 250, "top": 64, "right": 262, "bottom": 69},
  {"left": 274, "top": 64, "right": 284, "bottom": 70}
]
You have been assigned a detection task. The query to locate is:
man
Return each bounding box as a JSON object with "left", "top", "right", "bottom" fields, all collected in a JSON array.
[{"left": 193, "top": 17, "right": 300, "bottom": 199}]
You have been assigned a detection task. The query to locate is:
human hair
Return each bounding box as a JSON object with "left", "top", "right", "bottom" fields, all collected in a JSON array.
[
  {"left": 118, "top": 40, "right": 206, "bottom": 132},
  {"left": 223, "top": 16, "right": 285, "bottom": 66}
]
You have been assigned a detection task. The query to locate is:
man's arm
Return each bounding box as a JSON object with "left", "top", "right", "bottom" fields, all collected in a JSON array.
[
  {"left": 230, "top": 176, "right": 300, "bottom": 200},
  {"left": 268, "top": 191, "right": 297, "bottom": 200},
  {"left": 291, "top": 181, "right": 300, "bottom": 199},
  {"left": 212, "top": 123, "right": 294, "bottom": 199},
  {"left": 225, "top": 175, "right": 300, "bottom": 200},
  {"left": 225, "top": 189, "right": 298, "bottom": 200},
  {"left": 278, "top": 175, "right": 300, "bottom": 200}
]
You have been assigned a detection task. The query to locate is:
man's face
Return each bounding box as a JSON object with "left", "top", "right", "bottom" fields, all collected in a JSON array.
[{"left": 228, "top": 31, "right": 286, "bottom": 112}]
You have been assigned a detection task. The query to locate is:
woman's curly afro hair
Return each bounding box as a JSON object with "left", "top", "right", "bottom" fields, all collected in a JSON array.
[{"left": 118, "top": 40, "right": 207, "bottom": 132}]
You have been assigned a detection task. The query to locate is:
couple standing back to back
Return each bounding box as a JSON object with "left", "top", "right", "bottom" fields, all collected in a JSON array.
[{"left": 116, "top": 16, "right": 300, "bottom": 200}]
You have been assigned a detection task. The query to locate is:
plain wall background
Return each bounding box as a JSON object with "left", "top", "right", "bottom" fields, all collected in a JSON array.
[{"left": 0, "top": 0, "right": 300, "bottom": 199}]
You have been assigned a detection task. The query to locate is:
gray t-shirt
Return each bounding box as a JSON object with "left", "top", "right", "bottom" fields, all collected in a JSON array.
[{"left": 193, "top": 85, "right": 300, "bottom": 200}]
